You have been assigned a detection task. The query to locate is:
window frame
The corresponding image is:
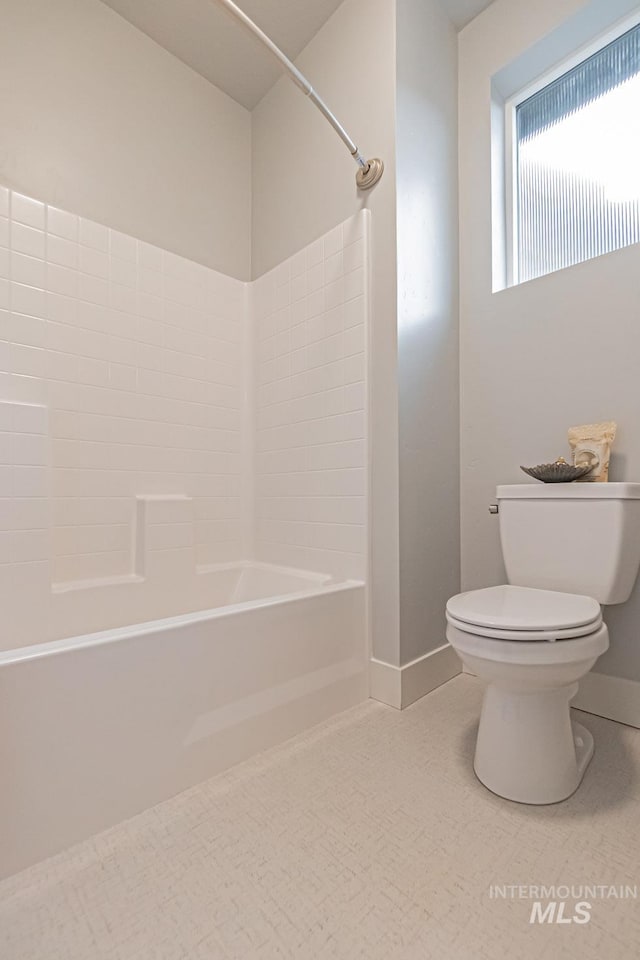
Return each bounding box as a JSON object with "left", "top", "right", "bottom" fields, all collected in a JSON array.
[{"left": 504, "top": 8, "right": 640, "bottom": 288}]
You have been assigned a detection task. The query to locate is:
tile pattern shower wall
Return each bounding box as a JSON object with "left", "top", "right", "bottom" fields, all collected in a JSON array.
[
  {"left": 0, "top": 184, "right": 245, "bottom": 595},
  {"left": 0, "top": 186, "right": 368, "bottom": 647},
  {"left": 253, "top": 212, "right": 368, "bottom": 581},
  {"left": 0, "top": 399, "right": 50, "bottom": 646}
]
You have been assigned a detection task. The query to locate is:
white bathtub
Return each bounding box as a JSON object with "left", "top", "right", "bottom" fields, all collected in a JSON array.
[{"left": 0, "top": 563, "right": 368, "bottom": 879}]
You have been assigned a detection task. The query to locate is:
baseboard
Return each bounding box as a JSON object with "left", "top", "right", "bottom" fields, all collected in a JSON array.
[
  {"left": 572, "top": 671, "right": 640, "bottom": 729},
  {"left": 370, "top": 643, "right": 462, "bottom": 709},
  {"left": 369, "top": 657, "right": 403, "bottom": 708}
]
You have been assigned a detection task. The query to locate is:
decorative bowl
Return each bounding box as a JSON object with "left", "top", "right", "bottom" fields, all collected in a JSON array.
[{"left": 520, "top": 458, "right": 593, "bottom": 483}]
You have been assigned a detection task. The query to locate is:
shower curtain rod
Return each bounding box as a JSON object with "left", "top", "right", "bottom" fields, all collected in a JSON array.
[{"left": 213, "top": 0, "right": 384, "bottom": 189}]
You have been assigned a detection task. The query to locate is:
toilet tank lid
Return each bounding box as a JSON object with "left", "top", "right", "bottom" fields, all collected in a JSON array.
[
  {"left": 446, "top": 585, "right": 601, "bottom": 631},
  {"left": 497, "top": 482, "right": 640, "bottom": 500}
]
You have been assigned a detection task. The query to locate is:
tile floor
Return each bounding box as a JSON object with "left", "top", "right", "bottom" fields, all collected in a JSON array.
[{"left": 1, "top": 675, "right": 639, "bottom": 959}]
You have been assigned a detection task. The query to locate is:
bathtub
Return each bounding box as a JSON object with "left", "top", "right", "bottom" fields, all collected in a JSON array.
[{"left": 0, "top": 563, "right": 367, "bottom": 879}]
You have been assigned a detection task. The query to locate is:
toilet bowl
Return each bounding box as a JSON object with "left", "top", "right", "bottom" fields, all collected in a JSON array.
[
  {"left": 447, "top": 482, "right": 640, "bottom": 805},
  {"left": 447, "top": 585, "right": 609, "bottom": 804}
]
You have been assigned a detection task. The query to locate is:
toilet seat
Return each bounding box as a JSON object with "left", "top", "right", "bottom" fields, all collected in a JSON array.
[
  {"left": 446, "top": 616, "right": 602, "bottom": 642},
  {"left": 447, "top": 620, "right": 609, "bottom": 665},
  {"left": 446, "top": 585, "right": 601, "bottom": 642},
  {"left": 445, "top": 584, "right": 610, "bottom": 804}
]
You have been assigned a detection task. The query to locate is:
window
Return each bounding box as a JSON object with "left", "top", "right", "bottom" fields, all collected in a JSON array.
[{"left": 511, "top": 21, "right": 640, "bottom": 284}]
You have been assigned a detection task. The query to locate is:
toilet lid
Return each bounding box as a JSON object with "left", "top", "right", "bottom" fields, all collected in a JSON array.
[{"left": 446, "top": 585, "right": 601, "bottom": 633}]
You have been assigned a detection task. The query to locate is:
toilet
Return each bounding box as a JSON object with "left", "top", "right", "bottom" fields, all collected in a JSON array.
[{"left": 447, "top": 482, "right": 640, "bottom": 804}]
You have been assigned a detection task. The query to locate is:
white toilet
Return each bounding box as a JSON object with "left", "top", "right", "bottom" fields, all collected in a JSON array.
[{"left": 447, "top": 482, "right": 640, "bottom": 805}]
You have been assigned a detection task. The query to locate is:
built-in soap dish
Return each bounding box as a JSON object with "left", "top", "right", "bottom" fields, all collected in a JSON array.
[{"left": 520, "top": 458, "right": 592, "bottom": 483}]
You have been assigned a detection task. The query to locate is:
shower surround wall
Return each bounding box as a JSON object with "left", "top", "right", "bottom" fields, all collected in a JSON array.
[
  {"left": 252, "top": 0, "right": 461, "bottom": 707},
  {"left": 253, "top": 213, "right": 369, "bottom": 582},
  {"left": 0, "top": 183, "right": 369, "bottom": 647}
]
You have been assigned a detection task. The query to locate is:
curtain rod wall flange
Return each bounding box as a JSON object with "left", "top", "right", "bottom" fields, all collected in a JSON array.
[
  {"left": 356, "top": 158, "right": 384, "bottom": 189},
  {"left": 214, "top": 0, "right": 384, "bottom": 190}
]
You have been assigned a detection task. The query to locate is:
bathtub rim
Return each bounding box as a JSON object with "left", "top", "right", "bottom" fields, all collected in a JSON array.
[{"left": 0, "top": 571, "right": 365, "bottom": 667}]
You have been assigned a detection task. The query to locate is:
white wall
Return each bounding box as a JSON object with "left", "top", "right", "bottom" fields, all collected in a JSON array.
[
  {"left": 459, "top": 0, "right": 640, "bottom": 683},
  {"left": 396, "top": 0, "right": 460, "bottom": 665},
  {"left": 252, "top": 0, "right": 400, "bottom": 663},
  {"left": 0, "top": 0, "right": 251, "bottom": 279}
]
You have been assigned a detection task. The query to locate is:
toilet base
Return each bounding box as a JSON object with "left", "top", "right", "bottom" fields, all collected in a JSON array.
[{"left": 473, "top": 682, "right": 595, "bottom": 804}]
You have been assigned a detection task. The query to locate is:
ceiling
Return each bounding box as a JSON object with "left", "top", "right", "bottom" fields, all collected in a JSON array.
[
  {"left": 444, "top": 0, "right": 495, "bottom": 29},
  {"left": 100, "top": 0, "right": 495, "bottom": 110}
]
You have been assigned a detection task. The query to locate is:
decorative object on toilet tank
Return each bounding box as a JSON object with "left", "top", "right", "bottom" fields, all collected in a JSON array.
[
  {"left": 520, "top": 458, "right": 592, "bottom": 483},
  {"left": 568, "top": 421, "right": 617, "bottom": 482}
]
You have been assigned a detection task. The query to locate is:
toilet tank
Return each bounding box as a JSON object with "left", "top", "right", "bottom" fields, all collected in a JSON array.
[{"left": 496, "top": 483, "right": 640, "bottom": 604}]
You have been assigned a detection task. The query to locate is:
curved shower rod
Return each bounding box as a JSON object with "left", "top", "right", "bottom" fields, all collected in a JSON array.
[{"left": 214, "top": 0, "right": 384, "bottom": 189}]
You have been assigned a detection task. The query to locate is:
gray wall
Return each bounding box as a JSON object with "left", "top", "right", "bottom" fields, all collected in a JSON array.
[
  {"left": 459, "top": 0, "right": 640, "bottom": 682},
  {"left": 396, "top": 0, "right": 460, "bottom": 665},
  {"left": 0, "top": 0, "right": 252, "bottom": 278}
]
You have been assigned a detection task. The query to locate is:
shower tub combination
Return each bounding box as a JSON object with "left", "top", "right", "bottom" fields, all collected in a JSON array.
[
  {"left": 0, "top": 178, "right": 371, "bottom": 877},
  {"left": 0, "top": 563, "right": 367, "bottom": 878}
]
